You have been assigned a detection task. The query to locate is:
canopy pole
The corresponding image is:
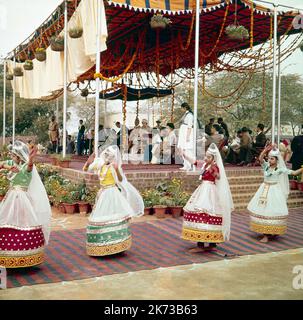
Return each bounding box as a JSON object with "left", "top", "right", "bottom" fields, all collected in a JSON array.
[
  {"left": 2, "top": 60, "right": 6, "bottom": 146},
  {"left": 62, "top": 0, "right": 68, "bottom": 158},
  {"left": 277, "top": 36, "right": 281, "bottom": 145},
  {"left": 193, "top": 0, "right": 200, "bottom": 168},
  {"left": 271, "top": 3, "right": 278, "bottom": 144},
  {"left": 56, "top": 97, "right": 59, "bottom": 124},
  {"left": 94, "top": 0, "right": 102, "bottom": 156},
  {"left": 12, "top": 56, "right": 16, "bottom": 144}
]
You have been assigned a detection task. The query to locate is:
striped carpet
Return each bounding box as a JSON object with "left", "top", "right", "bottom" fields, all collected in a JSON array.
[{"left": 6, "top": 209, "right": 303, "bottom": 289}]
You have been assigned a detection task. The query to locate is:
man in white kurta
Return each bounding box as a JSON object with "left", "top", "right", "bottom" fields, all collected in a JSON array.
[{"left": 177, "top": 103, "right": 194, "bottom": 171}]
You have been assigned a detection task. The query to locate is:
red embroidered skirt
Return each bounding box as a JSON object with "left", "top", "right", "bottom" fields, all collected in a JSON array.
[{"left": 0, "top": 226, "right": 45, "bottom": 268}]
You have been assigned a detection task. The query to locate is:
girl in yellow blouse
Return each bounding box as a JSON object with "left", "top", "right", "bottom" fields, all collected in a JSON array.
[{"left": 83, "top": 146, "right": 144, "bottom": 257}]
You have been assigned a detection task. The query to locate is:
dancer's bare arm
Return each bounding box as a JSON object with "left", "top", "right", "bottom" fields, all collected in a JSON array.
[{"left": 83, "top": 152, "right": 95, "bottom": 171}]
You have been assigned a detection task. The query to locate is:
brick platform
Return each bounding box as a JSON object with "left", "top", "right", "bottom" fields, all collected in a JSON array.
[{"left": 36, "top": 154, "right": 303, "bottom": 210}]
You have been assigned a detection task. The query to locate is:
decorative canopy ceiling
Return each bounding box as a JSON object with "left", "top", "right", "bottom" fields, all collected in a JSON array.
[{"left": 5, "top": 0, "right": 302, "bottom": 92}]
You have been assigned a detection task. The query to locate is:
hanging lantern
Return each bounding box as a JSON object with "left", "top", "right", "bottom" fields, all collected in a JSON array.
[
  {"left": 13, "top": 67, "right": 24, "bottom": 77},
  {"left": 150, "top": 13, "right": 171, "bottom": 29},
  {"left": 50, "top": 35, "right": 64, "bottom": 52},
  {"left": 225, "top": 24, "right": 249, "bottom": 41},
  {"left": 23, "top": 60, "right": 34, "bottom": 71},
  {"left": 35, "top": 48, "right": 47, "bottom": 62},
  {"left": 69, "top": 26, "right": 83, "bottom": 39},
  {"left": 6, "top": 74, "right": 13, "bottom": 81},
  {"left": 81, "top": 88, "right": 89, "bottom": 97}
]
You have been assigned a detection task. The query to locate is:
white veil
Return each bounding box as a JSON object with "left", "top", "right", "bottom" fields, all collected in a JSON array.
[
  {"left": 207, "top": 143, "right": 234, "bottom": 241},
  {"left": 269, "top": 149, "right": 290, "bottom": 199},
  {"left": 88, "top": 145, "right": 144, "bottom": 217},
  {"left": 7, "top": 141, "right": 52, "bottom": 244}
]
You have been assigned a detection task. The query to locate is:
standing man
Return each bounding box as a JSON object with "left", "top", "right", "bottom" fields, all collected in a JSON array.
[
  {"left": 48, "top": 116, "right": 59, "bottom": 154},
  {"left": 115, "top": 121, "right": 129, "bottom": 150},
  {"left": 253, "top": 123, "right": 267, "bottom": 148},
  {"left": 177, "top": 102, "right": 194, "bottom": 171},
  {"left": 77, "top": 120, "right": 85, "bottom": 155},
  {"left": 153, "top": 120, "right": 163, "bottom": 134},
  {"left": 218, "top": 117, "right": 229, "bottom": 140},
  {"left": 290, "top": 126, "right": 303, "bottom": 170},
  {"left": 129, "top": 118, "right": 142, "bottom": 155}
]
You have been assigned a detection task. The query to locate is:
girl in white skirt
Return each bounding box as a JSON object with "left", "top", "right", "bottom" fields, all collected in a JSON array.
[
  {"left": 0, "top": 141, "right": 51, "bottom": 268},
  {"left": 247, "top": 144, "right": 303, "bottom": 243},
  {"left": 181, "top": 143, "right": 234, "bottom": 253},
  {"left": 83, "top": 145, "right": 144, "bottom": 256}
]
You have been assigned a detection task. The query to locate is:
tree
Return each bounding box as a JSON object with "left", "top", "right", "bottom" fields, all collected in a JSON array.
[
  {"left": 173, "top": 71, "right": 303, "bottom": 136},
  {"left": 0, "top": 65, "right": 75, "bottom": 144}
]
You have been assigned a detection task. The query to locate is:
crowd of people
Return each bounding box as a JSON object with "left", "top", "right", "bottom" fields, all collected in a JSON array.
[{"left": 46, "top": 102, "right": 303, "bottom": 172}]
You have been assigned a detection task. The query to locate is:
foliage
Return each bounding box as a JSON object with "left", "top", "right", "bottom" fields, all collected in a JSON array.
[
  {"left": 0, "top": 145, "right": 11, "bottom": 161},
  {"left": 141, "top": 178, "right": 190, "bottom": 207},
  {"left": 150, "top": 14, "right": 171, "bottom": 28},
  {"left": 13, "top": 67, "right": 23, "bottom": 77},
  {"left": 0, "top": 172, "right": 10, "bottom": 196},
  {"left": 0, "top": 67, "right": 61, "bottom": 144},
  {"left": 69, "top": 26, "right": 83, "bottom": 38},
  {"left": 225, "top": 24, "right": 249, "bottom": 41},
  {"left": 35, "top": 48, "right": 46, "bottom": 53},
  {"left": 50, "top": 35, "right": 64, "bottom": 46},
  {"left": 36, "top": 163, "right": 60, "bottom": 183},
  {"left": 167, "top": 178, "right": 190, "bottom": 206},
  {"left": 174, "top": 72, "right": 303, "bottom": 136},
  {"left": 24, "top": 60, "right": 33, "bottom": 70},
  {"left": 82, "top": 186, "right": 99, "bottom": 205}
]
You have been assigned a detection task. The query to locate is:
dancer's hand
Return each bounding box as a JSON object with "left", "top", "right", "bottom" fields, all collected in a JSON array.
[
  {"left": 29, "top": 146, "right": 38, "bottom": 160},
  {"left": 87, "top": 152, "right": 95, "bottom": 165},
  {"left": 11, "top": 166, "right": 19, "bottom": 173},
  {"left": 265, "top": 144, "right": 273, "bottom": 152}
]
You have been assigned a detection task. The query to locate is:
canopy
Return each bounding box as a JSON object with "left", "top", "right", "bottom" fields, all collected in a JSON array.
[
  {"left": 100, "top": 86, "right": 173, "bottom": 100},
  {"left": 5, "top": 0, "right": 302, "bottom": 100}
]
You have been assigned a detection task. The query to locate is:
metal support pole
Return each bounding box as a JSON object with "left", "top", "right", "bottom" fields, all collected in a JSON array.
[
  {"left": 56, "top": 97, "right": 59, "bottom": 123},
  {"left": 2, "top": 60, "right": 6, "bottom": 146},
  {"left": 277, "top": 36, "right": 282, "bottom": 144},
  {"left": 12, "top": 56, "right": 16, "bottom": 144},
  {"left": 193, "top": 0, "right": 200, "bottom": 166},
  {"left": 271, "top": 3, "right": 278, "bottom": 144},
  {"left": 94, "top": 0, "right": 102, "bottom": 155},
  {"left": 62, "top": 0, "right": 68, "bottom": 157}
]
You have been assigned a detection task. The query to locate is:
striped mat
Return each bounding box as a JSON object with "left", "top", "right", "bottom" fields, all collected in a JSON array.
[{"left": 6, "top": 209, "right": 303, "bottom": 289}]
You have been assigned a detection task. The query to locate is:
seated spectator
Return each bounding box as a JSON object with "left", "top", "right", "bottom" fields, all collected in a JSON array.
[
  {"left": 279, "top": 139, "right": 292, "bottom": 162},
  {"left": 290, "top": 129, "right": 303, "bottom": 170},
  {"left": 253, "top": 123, "right": 267, "bottom": 148},
  {"left": 224, "top": 130, "right": 242, "bottom": 164},
  {"left": 238, "top": 127, "right": 253, "bottom": 166},
  {"left": 205, "top": 118, "right": 215, "bottom": 136},
  {"left": 218, "top": 117, "right": 229, "bottom": 140},
  {"left": 205, "top": 124, "right": 224, "bottom": 150}
]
